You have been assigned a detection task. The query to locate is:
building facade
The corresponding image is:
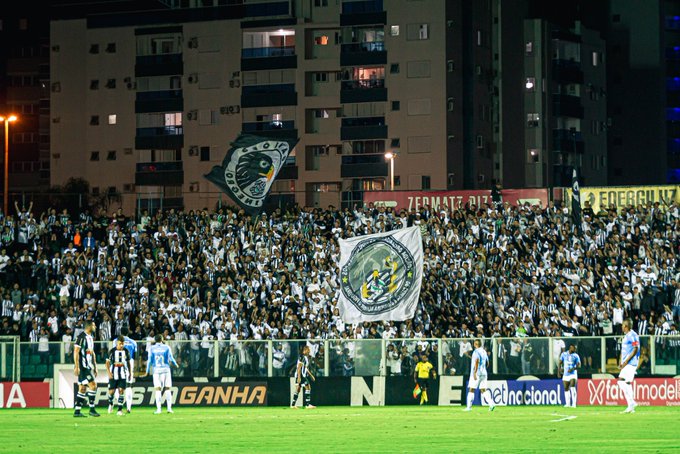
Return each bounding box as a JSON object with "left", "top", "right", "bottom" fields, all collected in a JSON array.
[{"left": 50, "top": 0, "right": 494, "bottom": 214}]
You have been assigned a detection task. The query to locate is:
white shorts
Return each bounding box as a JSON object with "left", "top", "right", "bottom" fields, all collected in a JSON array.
[
  {"left": 562, "top": 372, "right": 578, "bottom": 382},
  {"left": 619, "top": 364, "right": 637, "bottom": 382},
  {"left": 468, "top": 375, "right": 488, "bottom": 390},
  {"left": 153, "top": 371, "right": 172, "bottom": 388}
]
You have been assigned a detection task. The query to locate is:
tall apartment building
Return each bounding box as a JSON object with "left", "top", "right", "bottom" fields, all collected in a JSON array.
[
  {"left": 0, "top": 6, "right": 51, "bottom": 210},
  {"left": 50, "top": 0, "right": 494, "bottom": 214},
  {"left": 492, "top": 0, "right": 607, "bottom": 188}
]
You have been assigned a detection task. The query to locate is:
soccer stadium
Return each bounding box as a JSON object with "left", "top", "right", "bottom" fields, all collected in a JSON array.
[{"left": 0, "top": 0, "right": 679, "bottom": 453}]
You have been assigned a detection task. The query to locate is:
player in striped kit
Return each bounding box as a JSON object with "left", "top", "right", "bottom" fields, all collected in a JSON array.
[
  {"left": 142, "top": 334, "right": 178, "bottom": 414},
  {"left": 106, "top": 336, "right": 131, "bottom": 416},
  {"left": 464, "top": 339, "right": 495, "bottom": 412},
  {"left": 291, "top": 345, "right": 316, "bottom": 409},
  {"left": 111, "top": 328, "right": 137, "bottom": 413},
  {"left": 73, "top": 320, "right": 100, "bottom": 417},
  {"left": 559, "top": 343, "right": 581, "bottom": 408}
]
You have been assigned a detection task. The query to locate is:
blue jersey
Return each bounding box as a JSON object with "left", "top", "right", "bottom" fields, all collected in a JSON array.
[
  {"left": 559, "top": 351, "right": 581, "bottom": 374},
  {"left": 111, "top": 336, "right": 138, "bottom": 360},
  {"left": 621, "top": 330, "right": 640, "bottom": 367},
  {"left": 146, "top": 343, "right": 178, "bottom": 374},
  {"left": 471, "top": 347, "right": 489, "bottom": 377}
]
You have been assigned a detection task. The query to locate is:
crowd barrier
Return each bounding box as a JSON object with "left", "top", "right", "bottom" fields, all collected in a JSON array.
[{"left": 3, "top": 336, "right": 678, "bottom": 384}]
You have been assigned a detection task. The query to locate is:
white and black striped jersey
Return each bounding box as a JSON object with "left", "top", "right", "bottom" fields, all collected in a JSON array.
[
  {"left": 107, "top": 347, "right": 131, "bottom": 380},
  {"left": 75, "top": 331, "right": 95, "bottom": 370},
  {"left": 295, "top": 355, "right": 310, "bottom": 380}
]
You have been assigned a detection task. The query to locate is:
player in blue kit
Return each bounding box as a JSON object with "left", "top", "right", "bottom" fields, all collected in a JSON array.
[
  {"left": 618, "top": 319, "right": 640, "bottom": 414},
  {"left": 464, "top": 339, "right": 495, "bottom": 412},
  {"left": 142, "top": 334, "right": 179, "bottom": 414},
  {"left": 558, "top": 343, "right": 581, "bottom": 408},
  {"left": 111, "top": 327, "right": 137, "bottom": 413}
]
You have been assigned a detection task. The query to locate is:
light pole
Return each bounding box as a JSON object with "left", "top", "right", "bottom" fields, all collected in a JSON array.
[
  {"left": 0, "top": 115, "right": 18, "bottom": 214},
  {"left": 384, "top": 151, "right": 395, "bottom": 191}
]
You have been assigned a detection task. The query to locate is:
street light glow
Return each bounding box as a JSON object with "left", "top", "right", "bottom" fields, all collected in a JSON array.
[{"left": 384, "top": 151, "right": 394, "bottom": 160}]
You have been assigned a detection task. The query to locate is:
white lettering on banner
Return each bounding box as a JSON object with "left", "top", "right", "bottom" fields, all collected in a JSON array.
[
  {"left": 437, "top": 376, "right": 464, "bottom": 406},
  {"left": 585, "top": 379, "right": 680, "bottom": 406},
  {"left": 408, "top": 196, "right": 493, "bottom": 211},
  {"left": 350, "top": 377, "right": 385, "bottom": 406},
  {"left": 486, "top": 381, "right": 563, "bottom": 406},
  {"left": 0, "top": 383, "right": 27, "bottom": 408}
]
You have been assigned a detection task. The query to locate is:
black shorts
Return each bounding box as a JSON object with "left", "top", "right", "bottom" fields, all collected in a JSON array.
[
  {"left": 417, "top": 378, "right": 429, "bottom": 390},
  {"left": 108, "top": 379, "right": 127, "bottom": 390},
  {"left": 296, "top": 377, "right": 310, "bottom": 388},
  {"left": 77, "top": 368, "right": 95, "bottom": 385}
]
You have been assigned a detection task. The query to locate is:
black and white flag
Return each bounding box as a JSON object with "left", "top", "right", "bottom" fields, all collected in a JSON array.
[
  {"left": 205, "top": 133, "right": 299, "bottom": 215},
  {"left": 338, "top": 226, "right": 424, "bottom": 323},
  {"left": 571, "top": 167, "right": 583, "bottom": 236}
]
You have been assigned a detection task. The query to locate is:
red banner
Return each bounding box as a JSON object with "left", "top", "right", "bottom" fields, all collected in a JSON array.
[
  {"left": 0, "top": 382, "right": 50, "bottom": 408},
  {"left": 362, "top": 189, "right": 549, "bottom": 211},
  {"left": 577, "top": 378, "right": 680, "bottom": 407}
]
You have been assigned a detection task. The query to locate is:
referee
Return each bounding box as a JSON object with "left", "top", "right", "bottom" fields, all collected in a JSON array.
[{"left": 414, "top": 352, "right": 437, "bottom": 405}]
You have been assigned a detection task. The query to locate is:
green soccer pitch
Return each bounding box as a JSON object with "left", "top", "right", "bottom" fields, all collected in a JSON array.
[{"left": 0, "top": 406, "right": 678, "bottom": 453}]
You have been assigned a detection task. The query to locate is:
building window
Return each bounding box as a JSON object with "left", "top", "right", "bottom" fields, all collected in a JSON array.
[
  {"left": 394, "top": 176, "right": 401, "bottom": 187},
  {"left": 525, "top": 41, "right": 533, "bottom": 56},
  {"left": 525, "top": 77, "right": 536, "bottom": 91},
  {"left": 447, "top": 60, "right": 455, "bottom": 72},
  {"left": 314, "top": 72, "right": 328, "bottom": 82},
  {"left": 527, "top": 148, "right": 541, "bottom": 164},
  {"left": 390, "top": 63, "right": 400, "bottom": 74},
  {"left": 106, "top": 79, "right": 116, "bottom": 89},
  {"left": 90, "top": 80, "right": 99, "bottom": 90},
  {"left": 527, "top": 149, "right": 540, "bottom": 163},
  {"left": 89, "top": 44, "right": 99, "bottom": 54},
  {"left": 612, "top": 14, "right": 621, "bottom": 23},
  {"left": 592, "top": 51, "right": 600, "bottom": 66},
  {"left": 19, "top": 19, "right": 28, "bottom": 30},
  {"left": 106, "top": 43, "right": 116, "bottom": 53},
  {"left": 314, "top": 0, "right": 328, "bottom": 5},
  {"left": 390, "top": 25, "right": 400, "bottom": 36},
  {"left": 107, "top": 150, "right": 117, "bottom": 161},
  {"left": 391, "top": 101, "right": 400, "bottom": 111},
  {"left": 447, "top": 98, "right": 454, "bottom": 112},
  {"left": 422, "top": 175, "right": 431, "bottom": 190},
  {"left": 200, "top": 146, "right": 210, "bottom": 161},
  {"left": 407, "top": 23, "right": 429, "bottom": 40},
  {"left": 314, "top": 35, "right": 329, "bottom": 45},
  {"left": 90, "top": 115, "right": 99, "bottom": 126},
  {"left": 477, "top": 30, "right": 482, "bottom": 46},
  {"left": 90, "top": 151, "right": 100, "bottom": 161},
  {"left": 108, "top": 114, "right": 117, "bottom": 125},
  {"left": 391, "top": 138, "right": 400, "bottom": 148},
  {"left": 527, "top": 113, "right": 540, "bottom": 127}
]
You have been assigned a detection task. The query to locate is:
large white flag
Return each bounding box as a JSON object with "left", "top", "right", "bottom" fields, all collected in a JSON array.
[{"left": 337, "top": 226, "right": 424, "bottom": 323}]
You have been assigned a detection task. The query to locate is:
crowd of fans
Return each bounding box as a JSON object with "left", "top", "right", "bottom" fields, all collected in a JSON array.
[{"left": 0, "top": 195, "right": 679, "bottom": 377}]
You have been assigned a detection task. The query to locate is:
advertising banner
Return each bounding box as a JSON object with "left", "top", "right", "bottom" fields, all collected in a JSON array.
[
  {"left": 363, "top": 189, "right": 548, "bottom": 211},
  {"left": 70, "top": 382, "right": 267, "bottom": 407},
  {"left": 577, "top": 378, "right": 680, "bottom": 406},
  {"left": 472, "top": 379, "right": 565, "bottom": 406},
  {"left": 565, "top": 185, "right": 679, "bottom": 213},
  {"left": 0, "top": 382, "right": 50, "bottom": 408}
]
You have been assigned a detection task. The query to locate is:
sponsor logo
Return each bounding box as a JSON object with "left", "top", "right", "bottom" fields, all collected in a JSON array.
[
  {"left": 0, "top": 382, "right": 50, "bottom": 408},
  {"left": 340, "top": 235, "right": 416, "bottom": 315},
  {"left": 579, "top": 378, "right": 680, "bottom": 406},
  {"left": 81, "top": 382, "right": 268, "bottom": 407},
  {"left": 476, "top": 380, "right": 564, "bottom": 406}
]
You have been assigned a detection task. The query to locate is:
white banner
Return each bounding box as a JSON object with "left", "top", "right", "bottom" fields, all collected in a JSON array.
[{"left": 338, "top": 226, "right": 423, "bottom": 323}]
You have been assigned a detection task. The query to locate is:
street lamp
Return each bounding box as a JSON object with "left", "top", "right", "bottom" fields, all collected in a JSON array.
[
  {"left": 384, "top": 151, "right": 396, "bottom": 191},
  {"left": 0, "top": 115, "right": 18, "bottom": 214}
]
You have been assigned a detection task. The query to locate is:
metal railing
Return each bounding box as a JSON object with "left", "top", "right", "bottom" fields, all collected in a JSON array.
[{"left": 6, "top": 335, "right": 679, "bottom": 381}]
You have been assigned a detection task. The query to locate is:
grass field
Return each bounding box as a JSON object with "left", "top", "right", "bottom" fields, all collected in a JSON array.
[{"left": 0, "top": 406, "right": 678, "bottom": 453}]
